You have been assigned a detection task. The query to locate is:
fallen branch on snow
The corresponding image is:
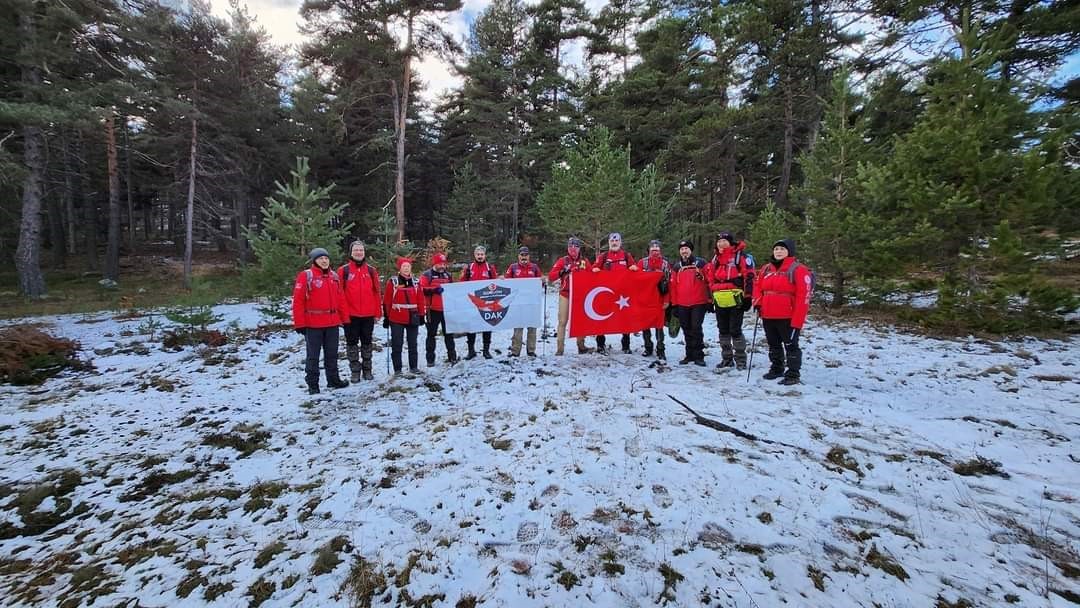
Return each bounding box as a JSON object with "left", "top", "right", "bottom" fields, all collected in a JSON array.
[{"left": 667, "top": 394, "right": 807, "bottom": 453}]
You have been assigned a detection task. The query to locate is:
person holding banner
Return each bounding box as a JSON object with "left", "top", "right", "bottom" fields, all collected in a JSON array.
[
  {"left": 382, "top": 257, "right": 426, "bottom": 375},
  {"left": 707, "top": 232, "right": 755, "bottom": 370},
  {"left": 639, "top": 239, "right": 671, "bottom": 360},
  {"left": 460, "top": 245, "right": 499, "bottom": 359},
  {"left": 548, "top": 237, "right": 593, "bottom": 356},
  {"left": 419, "top": 253, "right": 458, "bottom": 366},
  {"left": 670, "top": 240, "right": 709, "bottom": 366},
  {"left": 591, "top": 232, "right": 637, "bottom": 354},
  {"left": 504, "top": 246, "right": 543, "bottom": 357}
]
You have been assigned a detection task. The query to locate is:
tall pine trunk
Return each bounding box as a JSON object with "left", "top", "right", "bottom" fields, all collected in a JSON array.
[
  {"left": 184, "top": 115, "right": 197, "bottom": 289},
  {"left": 392, "top": 15, "right": 414, "bottom": 243},
  {"left": 79, "top": 131, "right": 99, "bottom": 271},
  {"left": 124, "top": 117, "right": 134, "bottom": 249},
  {"left": 62, "top": 131, "right": 78, "bottom": 255},
  {"left": 776, "top": 81, "right": 795, "bottom": 207},
  {"left": 15, "top": 12, "right": 47, "bottom": 297},
  {"left": 104, "top": 110, "right": 122, "bottom": 281}
]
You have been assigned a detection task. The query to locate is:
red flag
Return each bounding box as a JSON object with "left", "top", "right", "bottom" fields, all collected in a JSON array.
[{"left": 569, "top": 270, "right": 664, "bottom": 337}]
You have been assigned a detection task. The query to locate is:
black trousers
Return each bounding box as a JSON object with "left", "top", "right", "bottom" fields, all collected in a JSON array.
[
  {"left": 466, "top": 331, "right": 491, "bottom": 353},
  {"left": 715, "top": 307, "right": 745, "bottom": 340},
  {"left": 641, "top": 327, "right": 665, "bottom": 354},
  {"left": 425, "top": 310, "right": 457, "bottom": 363},
  {"left": 304, "top": 326, "right": 340, "bottom": 387},
  {"left": 390, "top": 323, "right": 419, "bottom": 372},
  {"left": 675, "top": 304, "right": 707, "bottom": 362},
  {"left": 344, "top": 316, "right": 375, "bottom": 369},
  {"left": 595, "top": 334, "right": 631, "bottom": 351},
  {"left": 763, "top": 318, "right": 802, "bottom": 377}
]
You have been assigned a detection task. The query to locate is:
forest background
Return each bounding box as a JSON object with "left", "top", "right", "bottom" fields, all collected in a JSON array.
[{"left": 0, "top": 0, "right": 1077, "bottom": 333}]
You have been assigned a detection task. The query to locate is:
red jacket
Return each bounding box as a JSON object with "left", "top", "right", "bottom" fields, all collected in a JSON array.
[
  {"left": 504, "top": 262, "right": 542, "bottom": 278},
  {"left": 670, "top": 256, "right": 710, "bottom": 307},
  {"left": 382, "top": 275, "right": 427, "bottom": 325},
  {"left": 419, "top": 268, "right": 454, "bottom": 311},
  {"left": 595, "top": 250, "right": 635, "bottom": 271},
  {"left": 548, "top": 254, "right": 593, "bottom": 297},
  {"left": 707, "top": 242, "right": 755, "bottom": 298},
  {"left": 460, "top": 261, "right": 499, "bottom": 282},
  {"left": 293, "top": 266, "right": 350, "bottom": 329},
  {"left": 752, "top": 257, "right": 812, "bottom": 328},
  {"left": 338, "top": 260, "right": 382, "bottom": 319}
]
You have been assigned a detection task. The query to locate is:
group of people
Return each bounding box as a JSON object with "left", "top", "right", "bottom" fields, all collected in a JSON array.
[{"left": 291, "top": 233, "right": 812, "bottom": 394}]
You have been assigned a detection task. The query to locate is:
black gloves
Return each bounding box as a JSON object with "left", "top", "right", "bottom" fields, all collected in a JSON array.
[
  {"left": 732, "top": 276, "right": 744, "bottom": 288},
  {"left": 295, "top": 328, "right": 305, "bottom": 336},
  {"left": 741, "top": 297, "right": 752, "bottom": 312},
  {"left": 433, "top": 286, "right": 444, "bottom": 294},
  {"left": 382, "top": 317, "right": 390, "bottom": 328}
]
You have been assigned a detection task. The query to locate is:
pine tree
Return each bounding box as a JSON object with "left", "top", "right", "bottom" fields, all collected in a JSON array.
[
  {"left": 536, "top": 127, "right": 672, "bottom": 254},
  {"left": 747, "top": 200, "right": 798, "bottom": 264},
  {"left": 244, "top": 157, "right": 354, "bottom": 295}
]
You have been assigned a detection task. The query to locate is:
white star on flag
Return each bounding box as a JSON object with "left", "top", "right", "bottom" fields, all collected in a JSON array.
[{"left": 615, "top": 295, "right": 630, "bottom": 309}]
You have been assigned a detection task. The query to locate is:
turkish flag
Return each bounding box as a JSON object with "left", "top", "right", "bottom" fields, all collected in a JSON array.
[{"left": 569, "top": 270, "right": 665, "bottom": 337}]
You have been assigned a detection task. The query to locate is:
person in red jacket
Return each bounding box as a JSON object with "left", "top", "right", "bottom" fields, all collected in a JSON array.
[
  {"left": 419, "top": 252, "right": 457, "bottom": 366},
  {"left": 293, "top": 247, "right": 351, "bottom": 394},
  {"left": 591, "top": 232, "right": 638, "bottom": 354},
  {"left": 547, "top": 237, "right": 593, "bottom": 355},
  {"left": 639, "top": 239, "right": 671, "bottom": 360},
  {"left": 504, "top": 246, "right": 542, "bottom": 357},
  {"left": 707, "top": 232, "right": 755, "bottom": 371},
  {"left": 752, "top": 239, "right": 812, "bottom": 384},
  {"left": 459, "top": 245, "right": 499, "bottom": 359},
  {"left": 338, "top": 240, "right": 382, "bottom": 382},
  {"left": 383, "top": 257, "right": 427, "bottom": 375},
  {"left": 669, "top": 240, "right": 709, "bottom": 366}
]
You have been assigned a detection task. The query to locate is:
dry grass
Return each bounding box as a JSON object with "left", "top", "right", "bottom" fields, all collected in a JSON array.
[
  {"left": 343, "top": 556, "right": 387, "bottom": 608},
  {"left": 0, "top": 326, "right": 89, "bottom": 385}
]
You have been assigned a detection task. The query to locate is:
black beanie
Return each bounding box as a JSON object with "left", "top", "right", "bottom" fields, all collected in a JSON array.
[
  {"left": 678, "top": 240, "right": 693, "bottom": 251},
  {"left": 772, "top": 239, "right": 796, "bottom": 257}
]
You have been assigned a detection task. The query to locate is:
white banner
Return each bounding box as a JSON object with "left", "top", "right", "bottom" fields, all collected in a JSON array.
[{"left": 443, "top": 278, "right": 545, "bottom": 334}]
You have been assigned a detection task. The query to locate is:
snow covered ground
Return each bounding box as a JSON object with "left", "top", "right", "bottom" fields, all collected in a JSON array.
[{"left": 1, "top": 301, "right": 1079, "bottom": 607}]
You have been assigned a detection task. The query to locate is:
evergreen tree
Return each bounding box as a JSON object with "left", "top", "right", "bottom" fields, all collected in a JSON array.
[
  {"left": 244, "top": 157, "right": 354, "bottom": 295},
  {"left": 536, "top": 127, "right": 673, "bottom": 254}
]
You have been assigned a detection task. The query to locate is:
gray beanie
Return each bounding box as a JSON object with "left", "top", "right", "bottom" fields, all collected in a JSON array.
[{"left": 309, "top": 247, "right": 330, "bottom": 262}]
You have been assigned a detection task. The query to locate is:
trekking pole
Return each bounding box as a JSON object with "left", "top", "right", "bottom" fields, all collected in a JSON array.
[
  {"left": 385, "top": 321, "right": 391, "bottom": 376},
  {"left": 746, "top": 313, "right": 760, "bottom": 382},
  {"left": 541, "top": 281, "right": 548, "bottom": 357}
]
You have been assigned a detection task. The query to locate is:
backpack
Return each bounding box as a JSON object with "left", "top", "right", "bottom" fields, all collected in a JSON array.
[
  {"left": 711, "top": 251, "right": 754, "bottom": 277},
  {"left": 508, "top": 262, "right": 538, "bottom": 278},
  {"left": 463, "top": 262, "right": 494, "bottom": 280},
  {"left": 770, "top": 261, "right": 815, "bottom": 296}
]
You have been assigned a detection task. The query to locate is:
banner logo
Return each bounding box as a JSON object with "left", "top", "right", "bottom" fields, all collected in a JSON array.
[{"left": 468, "top": 283, "right": 512, "bottom": 326}]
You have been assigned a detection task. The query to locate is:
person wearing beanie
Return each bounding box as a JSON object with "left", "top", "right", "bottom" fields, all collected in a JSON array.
[
  {"left": 669, "top": 240, "right": 709, "bottom": 366},
  {"left": 419, "top": 252, "right": 457, "bottom": 366},
  {"left": 459, "top": 245, "right": 499, "bottom": 359},
  {"left": 505, "top": 246, "right": 543, "bottom": 357},
  {"left": 383, "top": 257, "right": 426, "bottom": 375},
  {"left": 293, "top": 247, "right": 351, "bottom": 394},
  {"left": 752, "top": 239, "right": 812, "bottom": 385},
  {"left": 639, "top": 239, "right": 671, "bottom": 360},
  {"left": 706, "top": 232, "right": 755, "bottom": 371},
  {"left": 547, "top": 237, "right": 594, "bottom": 355},
  {"left": 592, "top": 231, "right": 638, "bottom": 354},
  {"left": 338, "top": 240, "right": 382, "bottom": 382}
]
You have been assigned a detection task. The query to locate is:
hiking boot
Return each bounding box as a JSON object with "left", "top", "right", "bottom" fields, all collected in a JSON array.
[
  {"left": 362, "top": 370, "right": 373, "bottom": 381},
  {"left": 779, "top": 375, "right": 800, "bottom": 385},
  {"left": 527, "top": 351, "right": 536, "bottom": 357},
  {"left": 556, "top": 349, "right": 565, "bottom": 356},
  {"left": 642, "top": 348, "right": 653, "bottom": 357},
  {"left": 328, "top": 378, "right": 349, "bottom": 389},
  {"left": 483, "top": 350, "right": 493, "bottom": 359},
  {"left": 735, "top": 362, "right": 746, "bottom": 370},
  {"left": 715, "top": 358, "right": 735, "bottom": 369},
  {"left": 693, "top": 359, "right": 707, "bottom": 367},
  {"left": 307, "top": 385, "right": 320, "bottom": 395},
  {"left": 509, "top": 352, "right": 520, "bottom": 358},
  {"left": 763, "top": 369, "right": 784, "bottom": 380},
  {"left": 656, "top": 351, "right": 666, "bottom": 361},
  {"left": 465, "top": 351, "right": 477, "bottom": 360},
  {"left": 679, "top": 357, "right": 692, "bottom": 365},
  {"left": 622, "top": 347, "right": 632, "bottom": 354},
  {"left": 350, "top": 370, "right": 362, "bottom": 383},
  {"left": 426, "top": 360, "right": 435, "bottom": 367}
]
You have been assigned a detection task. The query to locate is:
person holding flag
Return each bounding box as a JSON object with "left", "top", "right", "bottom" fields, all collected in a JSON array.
[
  {"left": 419, "top": 252, "right": 457, "bottom": 366},
  {"left": 548, "top": 237, "right": 593, "bottom": 356},
  {"left": 670, "top": 240, "right": 709, "bottom": 366},
  {"left": 591, "top": 232, "right": 637, "bottom": 354},
  {"left": 459, "top": 245, "right": 499, "bottom": 359},
  {"left": 639, "top": 239, "right": 671, "bottom": 360},
  {"left": 504, "top": 246, "right": 543, "bottom": 357}
]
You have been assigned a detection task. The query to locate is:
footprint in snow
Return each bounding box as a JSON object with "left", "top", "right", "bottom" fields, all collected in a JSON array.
[
  {"left": 652, "top": 484, "right": 673, "bottom": 508},
  {"left": 388, "top": 507, "right": 432, "bottom": 534},
  {"left": 624, "top": 435, "right": 643, "bottom": 458},
  {"left": 516, "top": 521, "right": 539, "bottom": 543}
]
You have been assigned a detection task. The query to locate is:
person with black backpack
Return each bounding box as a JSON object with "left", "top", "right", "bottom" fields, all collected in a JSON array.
[
  {"left": 338, "top": 240, "right": 382, "bottom": 382},
  {"left": 591, "top": 232, "right": 637, "bottom": 354},
  {"left": 504, "top": 246, "right": 542, "bottom": 357},
  {"left": 752, "top": 239, "right": 813, "bottom": 385},
  {"left": 639, "top": 239, "right": 671, "bottom": 360},
  {"left": 459, "top": 245, "right": 499, "bottom": 359},
  {"left": 706, "top": 232, "right": 755, "bottom": 371}
]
